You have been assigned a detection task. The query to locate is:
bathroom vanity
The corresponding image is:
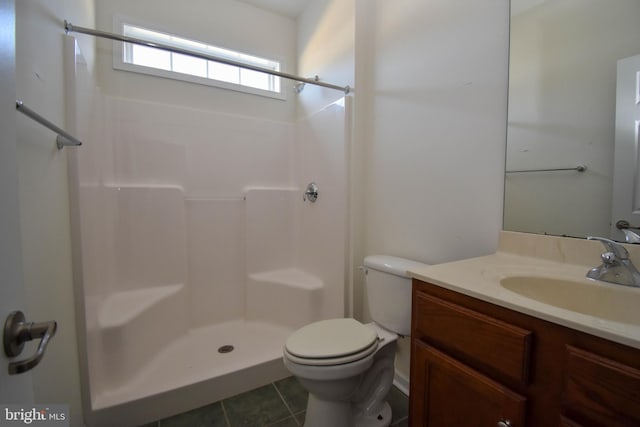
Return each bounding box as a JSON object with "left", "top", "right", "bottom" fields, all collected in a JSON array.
[{"left": 408, "top": 232, "right": 640, "bottom": 427}]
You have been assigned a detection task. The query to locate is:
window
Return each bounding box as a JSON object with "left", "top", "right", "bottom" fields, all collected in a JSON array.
[{"left": 114, "top": 23, "right": 283, "bottom": 99}]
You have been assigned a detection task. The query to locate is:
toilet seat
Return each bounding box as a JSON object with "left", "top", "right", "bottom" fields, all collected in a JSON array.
[
  {"left": 284, "top": 339, "right": 379, "bottom": 366},
  {"left": 284, "top": 318, "right": 379, "bottom": 366}
]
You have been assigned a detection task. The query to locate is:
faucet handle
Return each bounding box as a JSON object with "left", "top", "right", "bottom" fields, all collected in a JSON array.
[{"left": 587, "top": 236, "right": 629, "bottom": 260}]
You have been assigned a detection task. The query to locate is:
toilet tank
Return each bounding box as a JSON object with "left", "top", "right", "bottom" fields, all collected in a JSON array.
[{"left": 363, "top": 255, "right": 428, "bottom": 336}]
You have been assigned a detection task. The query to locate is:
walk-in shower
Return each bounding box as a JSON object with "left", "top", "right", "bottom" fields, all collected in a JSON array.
[{"left": 64, "top": 31, "right": 350, "bottom": 426}]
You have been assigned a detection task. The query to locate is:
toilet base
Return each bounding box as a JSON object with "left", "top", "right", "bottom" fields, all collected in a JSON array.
[
  {"left": 354, "top": 401, "right": 392, "bottom": 427},
  {"left": 303, "top": 394, "right": 352, "bottom": 427},
  {"left": 302, "top": 399, "right": 392, "bottom": 427}
]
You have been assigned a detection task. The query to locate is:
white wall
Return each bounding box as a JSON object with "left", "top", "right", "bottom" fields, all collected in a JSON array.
[
  {"left": 505, "top": 0, "right": 640, "bottom": 238},
  {"left": 297, "top": 0, "right": 355, "bottom": 119},
  {"left": 355, "top": 0, "right": 509, "bottom": 383},
  {"left": 94, "top": 0, "right": 297, "bottom": 122},
  {"left": 15, "top": 1, "right": 95, "bottom": 426}
]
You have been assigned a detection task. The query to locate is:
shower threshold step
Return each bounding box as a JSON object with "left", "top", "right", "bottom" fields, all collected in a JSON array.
[{"left": 90, "top": 320, "right": 293, "bottom": 426}]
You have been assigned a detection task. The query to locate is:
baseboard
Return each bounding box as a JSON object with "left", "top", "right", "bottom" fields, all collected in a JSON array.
[{"left": 393, "top": 370, "right": 410, "bottom": 396}]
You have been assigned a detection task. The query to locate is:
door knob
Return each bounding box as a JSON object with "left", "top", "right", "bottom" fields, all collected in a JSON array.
[
  {"left": 497, "top": 420, "right": 513, "bottom": 427},
  {"left": 3, "top": 310, "right": 57, "bottom": 375}
]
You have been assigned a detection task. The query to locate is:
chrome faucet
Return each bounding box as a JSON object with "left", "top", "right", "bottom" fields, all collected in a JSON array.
[
  {"left": 586, "top": 236, "right": 640, "bottom": 287},
  {"left": 616, "top": 220, "right": 640, "bottom": 243}
]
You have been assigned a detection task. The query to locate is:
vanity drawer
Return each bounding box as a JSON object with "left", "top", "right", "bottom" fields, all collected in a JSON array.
[
  {"left": 413, "top": 290, "right": 532, "bottom": 385},
  {"left": 562, "top": 345, "right": 640, "bottom": 426}
]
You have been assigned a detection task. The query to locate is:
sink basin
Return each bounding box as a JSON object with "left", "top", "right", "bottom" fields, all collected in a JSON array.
[{"left": 500, "top": 276, "right": 640, "bottom": 325}]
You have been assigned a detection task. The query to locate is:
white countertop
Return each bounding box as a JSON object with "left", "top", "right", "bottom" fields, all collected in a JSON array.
[{"left": 408, "top": 231, "right": 640, "bottom": 350}]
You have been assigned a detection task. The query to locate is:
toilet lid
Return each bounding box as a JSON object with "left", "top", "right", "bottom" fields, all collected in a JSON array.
[{"left": 285, "top": 318, "right": 378, "bottom": 359}]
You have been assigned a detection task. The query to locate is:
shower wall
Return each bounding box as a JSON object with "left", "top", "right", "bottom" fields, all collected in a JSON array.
[
  {"left": 99, "top": 95, "right": 297, "bottom": 331},
  {"left": 89, "top": 94, "right": 348, "bottom": 328},
  {"left": 66, "top": 33, "right": 348, "bottom": 425}
]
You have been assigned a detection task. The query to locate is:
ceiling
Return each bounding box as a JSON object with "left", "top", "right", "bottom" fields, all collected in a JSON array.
[{"left": 237, "top": 0, "right": 311, "bottom": 18}]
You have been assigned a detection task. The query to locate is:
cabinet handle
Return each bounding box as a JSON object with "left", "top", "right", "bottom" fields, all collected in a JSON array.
[{"left": 497, "top": 421, "right": 512, "bottom": 427}]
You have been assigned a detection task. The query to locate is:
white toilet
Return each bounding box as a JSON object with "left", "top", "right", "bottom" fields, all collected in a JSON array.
[{"left": 283, "top": 255, "right": 427, "bottom": 427}]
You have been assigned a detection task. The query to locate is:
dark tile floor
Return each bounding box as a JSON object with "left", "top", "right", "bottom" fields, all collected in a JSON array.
[{"left": 141, "top": 376, "right": 409, "bottom": 427}]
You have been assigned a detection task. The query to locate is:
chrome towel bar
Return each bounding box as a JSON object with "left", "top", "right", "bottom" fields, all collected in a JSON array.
[
  {"left": 15, "top": 100, "right": 83, "bottom": 149},
  {"left": 505, "top": 164, "right": 586, "bottom": 174}
]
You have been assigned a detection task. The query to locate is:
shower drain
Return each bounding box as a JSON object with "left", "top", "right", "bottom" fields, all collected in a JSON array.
[{"left": 218, "top": 345, "right": 234, "bottom": 354}]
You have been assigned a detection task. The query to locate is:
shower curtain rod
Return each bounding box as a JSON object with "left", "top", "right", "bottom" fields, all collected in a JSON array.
[{"left": 64, "top": 21, "right": 351, "bottom": 95}]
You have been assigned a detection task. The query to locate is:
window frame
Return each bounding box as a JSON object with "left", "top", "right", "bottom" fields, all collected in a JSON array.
[{"left": 112, "top": 17, "right": 286, "bottom": 100}]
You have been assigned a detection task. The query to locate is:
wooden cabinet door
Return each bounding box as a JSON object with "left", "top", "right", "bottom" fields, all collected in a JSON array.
[
  {"left": 411, "top": 341, "right": 527, "bottom": 427},
  {"left": 563, "top": 346, "right": 640, "bottom": 426}
]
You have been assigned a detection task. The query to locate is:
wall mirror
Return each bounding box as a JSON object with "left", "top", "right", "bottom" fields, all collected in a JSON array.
[{"left": 504, "top": 0, "right": 640, "bottom": 242}]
